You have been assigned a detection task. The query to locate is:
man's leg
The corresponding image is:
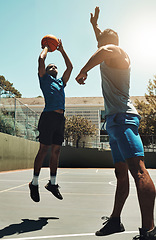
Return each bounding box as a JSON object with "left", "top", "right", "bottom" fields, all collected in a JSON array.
[
  {"left": 96, "top": 162, "right": 128, "bottom": 236},
  {"left": 29, "top": 143, "right": 50, "bottom": 202},
  {"left": 111, "top": 162, "right": 129, "bottom": 218},
  {"left": 45, "top": 144, "right": 63, "bottom": 200},
  {"left": 127, "top": 156, "right": 156, "bottom": 231},
  {"left": 33, "top": 143, "right": 50, "bottom": 177},
  {"left": 49, "top": 144, "right": 61, "bottom": 178}
]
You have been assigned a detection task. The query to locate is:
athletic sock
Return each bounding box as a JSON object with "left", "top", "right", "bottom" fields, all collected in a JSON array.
[
  {"left": 50, "top": 173, "right": 56, "bottom": 185},
  {"left": 32, "top": 174, "right": 39, "bottom": 186}
]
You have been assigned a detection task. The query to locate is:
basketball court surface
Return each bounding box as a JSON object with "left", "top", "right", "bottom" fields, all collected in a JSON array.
[{"left": 0, "top": 168, "right": 156, "bottom": 240}]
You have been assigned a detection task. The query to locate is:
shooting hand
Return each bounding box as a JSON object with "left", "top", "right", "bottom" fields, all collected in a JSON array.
[{"left": 57, "top": 39, "right": 64, "bottom": 52}]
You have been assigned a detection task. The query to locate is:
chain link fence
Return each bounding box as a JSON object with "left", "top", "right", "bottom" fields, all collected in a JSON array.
[
  {"left": 0, "top": 89, "right": 40, "bottom": 141},
  {"left": 0, "top": 87, "right": 155, "bottom": 151}
]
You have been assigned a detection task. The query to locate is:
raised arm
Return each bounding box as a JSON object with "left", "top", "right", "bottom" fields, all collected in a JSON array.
[
  {"left": 90, "top": 7, "right": 102, "bottom": 42},
  {"left": 57, "top": 39, "right": 73, "bottom": 85},
  {"left": 38, "top": 46, "right": 49, "bottom": 78},
  {"left": 75, "top": 46, "right": 114, "bottom": 85}
]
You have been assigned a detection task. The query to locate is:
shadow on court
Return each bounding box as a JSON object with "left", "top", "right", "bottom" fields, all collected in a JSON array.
[
  {"left": 1, "top": 168, "right": 156, "bottom": 240},
  {"left": 0, "top": 217, "right": 59, "bottom": 238}
]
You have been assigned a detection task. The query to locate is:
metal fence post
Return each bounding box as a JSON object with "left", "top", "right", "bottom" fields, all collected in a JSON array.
[
  {"left": 14, "top": 98, "right": 17, "bottom": 136},
  {"left": 25, "top": 105, "right": 28, "bottom": 139}
]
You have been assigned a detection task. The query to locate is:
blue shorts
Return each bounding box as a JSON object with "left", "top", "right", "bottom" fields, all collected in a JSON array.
[{"left": 106, "top": 113, "right": 144, "bottom": 164}]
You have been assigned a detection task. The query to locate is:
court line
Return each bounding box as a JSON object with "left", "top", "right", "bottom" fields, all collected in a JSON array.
[
  {"left": 0, "top": 180, "right": 111, "bottom": 184},
  {"left": 2, "top": 190, "right": 137, "bottom": 197},
  {"left": 0, "top": 183, "right": 29, "bottom": 193},
  {"left": 109, "top": 180, "right": 136, "bottom": 188},
  {"left": 0, "top": 177, "right": 50, "bottom": 194},
  {"left": 1, "top": 233, "right": 94, "bottom": 240},
  {"left": 2, "top": 231, "right": 139, "bottom": 240},
  {"left": 4, "top": 190, "right": 115, "bottom": 196},
  {"left": 0, "top": 181, "right": 109, "bottom": 194},
  {"left": 0, "top": 180, "right": 135, "bottom": 194},
  {"left": 0, "top": 172, "right": 68, "bottom": 194}
]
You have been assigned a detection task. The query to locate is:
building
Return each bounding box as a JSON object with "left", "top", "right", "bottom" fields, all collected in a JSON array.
[{"left": 17, "top": 96, "right": 145, "bottom": 147}]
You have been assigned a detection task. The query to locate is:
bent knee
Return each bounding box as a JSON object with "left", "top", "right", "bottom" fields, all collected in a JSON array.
[
  {"left": 115, "top": 169, "right": 129, "bottom": 182},
  {"left": 127, "top": 157, "right": 147, "bottom": 179}
]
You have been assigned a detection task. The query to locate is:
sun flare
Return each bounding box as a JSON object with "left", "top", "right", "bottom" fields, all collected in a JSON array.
[{"left": 126, "top": 21, "right": 156, "bottom": 66}]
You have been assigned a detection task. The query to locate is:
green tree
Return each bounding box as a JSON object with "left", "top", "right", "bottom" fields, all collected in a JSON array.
[
  {"left": 64, "top": 116, "right": 73, "bottom": 145},
  {"left": 135, "top": 78, "right": 156, "bottom": 145},
  {"left": 0, "top": 112, "right": 18, "bottom": 135},
  {"left": 65, "top": 115, "right": 97, "bottom": 148},
  {"left": 0, "top": 75, "right": 22, "bottom": 98}
]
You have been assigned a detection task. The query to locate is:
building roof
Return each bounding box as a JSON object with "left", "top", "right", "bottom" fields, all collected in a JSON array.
[{"left": 16, "top": 96, "right": 146, "bottom": 107}]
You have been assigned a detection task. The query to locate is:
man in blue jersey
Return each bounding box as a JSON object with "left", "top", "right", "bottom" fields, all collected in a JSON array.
[
  {"left": 76, "top": 7, "right": 156, "bottom": 240},
  {"left": 29, "top": 39, "right": 73, "bottom": 202}
]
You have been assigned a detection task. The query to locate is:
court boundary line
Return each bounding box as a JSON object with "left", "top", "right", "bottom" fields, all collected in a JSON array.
[
  {"left": 2, "top": 231, "right": 138, "bottom": 240},
  {"left": 0, "top": 171, "right": 68, "bottom": 194},
  {"left": 2, "top": 190, "right": 116, "bottom": 196}
]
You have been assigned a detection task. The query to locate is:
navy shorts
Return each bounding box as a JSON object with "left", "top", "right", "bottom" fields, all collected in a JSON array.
[
  {"left": 106, "top": 113, "right": 144, "bottom": 164},
  {"left": 38, "top": 111, "right": 65, "bottom": 146}
]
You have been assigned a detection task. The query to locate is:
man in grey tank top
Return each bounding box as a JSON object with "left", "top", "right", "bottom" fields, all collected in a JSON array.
[{"left": 76, "top": 7, "right": 156, "bottom": 240}]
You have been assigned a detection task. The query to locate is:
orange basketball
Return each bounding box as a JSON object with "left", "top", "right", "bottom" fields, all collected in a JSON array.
[{"left": 41, "top": 34, "right": 59, "bottom": 52}]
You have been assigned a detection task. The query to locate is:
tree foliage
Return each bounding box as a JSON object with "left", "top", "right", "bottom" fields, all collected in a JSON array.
[
  {"left": 135, "top": 78, "right": 156, "bottom": 137},
  {"left": 64, "top": 115, "right": 97, "bottom": 147},
  {"left": 0, "top": 75, "right": 22, "bottom": 98},
  {"left": 0, "top": 112, "right": 17, "bottom": 135}
]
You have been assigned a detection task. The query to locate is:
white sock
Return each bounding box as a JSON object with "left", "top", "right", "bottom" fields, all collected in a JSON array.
[
  {"left": 32, "top": 175, "right": 39, "bottom": 186},
  {"left": 50, "top": 175, "right": 56, "bottom": 185}
]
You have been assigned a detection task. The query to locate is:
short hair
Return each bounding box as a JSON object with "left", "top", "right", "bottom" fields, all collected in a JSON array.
[
  {"left": 46, "top": 63, "right": 57, "bottom": 72},
  {"left": 98, "top": 29, "right": 119, "bottom": 45}
]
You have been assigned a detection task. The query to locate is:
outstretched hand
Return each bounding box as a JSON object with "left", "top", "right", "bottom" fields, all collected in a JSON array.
[
  {"left": 57, "top": 39, "right": 64, "bottom": 52},
  {"left": 75, "top": 72, "right": 87, "bottom": 85},
  {"left": 90, "top": 6, "right": 100, "bottom": 26}
]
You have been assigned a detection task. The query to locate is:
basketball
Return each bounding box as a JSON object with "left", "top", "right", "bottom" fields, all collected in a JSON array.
[{"left": 41, "top": 34, "right": 59, "bottom": 52}]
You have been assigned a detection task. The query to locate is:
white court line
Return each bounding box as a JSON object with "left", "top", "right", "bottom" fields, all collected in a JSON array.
[
  {"left": 0, "top": 177, "right": 52, "bottom": 194},
  {"left": 109, "top": 180, "right": 136, "bottom": 189},
  {"left": 6, "top": 190, "right": 137, "bottom": 196},
  {"left": 5, "top": 190, "right": 115, "bottom": 196},
  {"left": 109, "top": 181, "right": 117, "bottom": 187},
  {"left": 2, "top": 231, "right": 139, "bottom": 240},
  {"left": 0, "top": 233, "right": 94, "bottom": 240},
  {"left": 0, "top": 172, "right": 68, "bottom": 194},
  {"left": 0, "top": 177, "right": 50, "bottom": 194},
  {"left": 0, "top": 181, "right": 109, "bottom": 194},
  {"left": 0, "top": 183, "right": 29, "bottom": 193}
]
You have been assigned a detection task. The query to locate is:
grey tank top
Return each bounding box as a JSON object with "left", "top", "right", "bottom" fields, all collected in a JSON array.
[{"left": 100, "top": 61, "right": 139, "bottom": 117}]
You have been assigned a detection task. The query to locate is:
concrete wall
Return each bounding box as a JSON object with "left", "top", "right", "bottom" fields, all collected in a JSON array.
[
  {"left": 59, "top": 146, "right": 114, "bottom": 168},
  {"left": 47, "top": 146, "right": 156, "bottom": 169},
  {"left": 0, "top": 133, "right": 155, "bottom": 171},
  {"left": 0, "top": 132, "right": 39, "bottom": 171},
  {"left": 145, "top": 152, "right": 156, "bottom": 168}
]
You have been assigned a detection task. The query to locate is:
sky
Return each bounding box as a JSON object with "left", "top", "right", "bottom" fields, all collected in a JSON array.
[{"left": 1, "top": 0, "right": 156, "bottom": 98}]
